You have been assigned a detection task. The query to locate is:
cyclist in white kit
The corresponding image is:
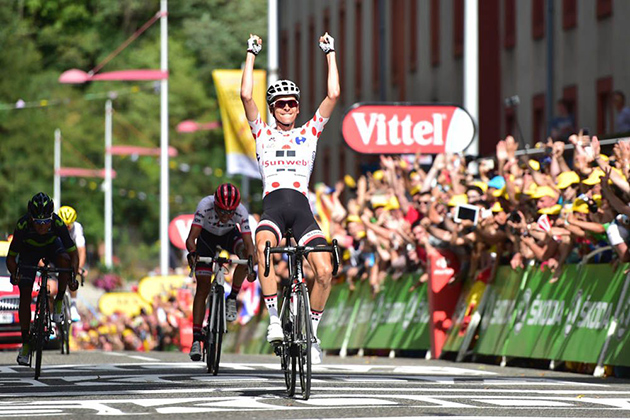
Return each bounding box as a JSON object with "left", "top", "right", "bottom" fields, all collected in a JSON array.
[{"left": 240, "top": 31, "right": 340, "bottom": 364}]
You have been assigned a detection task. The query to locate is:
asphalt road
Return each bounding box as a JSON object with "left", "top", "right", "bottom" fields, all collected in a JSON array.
[{"left": 0, "top": 349, "right": 629, "bottom": 419}]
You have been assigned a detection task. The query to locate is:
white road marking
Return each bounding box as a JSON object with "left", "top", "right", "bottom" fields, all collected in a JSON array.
[
  {"left": 479, "top": 399, "right": 574, "bottom": 407},
  {"left": 300, "top": 397, "right": 398, "bottom": 406},
  {"left": 107, "top": 352, "right": 161, "bottom": 362}
]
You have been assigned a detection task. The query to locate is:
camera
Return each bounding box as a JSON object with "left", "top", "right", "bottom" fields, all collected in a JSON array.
[{"left": 508, "top": 210, "right": 522, "bottom": 224}]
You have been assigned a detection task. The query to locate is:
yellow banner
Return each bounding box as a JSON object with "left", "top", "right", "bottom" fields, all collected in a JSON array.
[
  {"left": 98, "top": 292, "right": 153, "bottom": 317},
  {"left": 137, "top": 275, "right": 187, "bottom": 304},
  {"left": 212, "top": 69, "right": 266, "bottom": 179}
]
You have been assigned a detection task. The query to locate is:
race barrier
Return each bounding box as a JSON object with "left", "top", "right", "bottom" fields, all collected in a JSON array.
[{"left": 228, "top": 262, "right": 630, "bottom": 376}]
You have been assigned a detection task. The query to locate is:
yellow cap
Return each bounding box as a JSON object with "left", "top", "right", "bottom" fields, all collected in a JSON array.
[
  {"left": 582, "top": 168, "right": 607, "bottom": 185},
  {"left": 492, "top": 186, "right": 506, "bottom": 198},
  {"left": 571, "top": 201, "right": 590, "bottom": 214},
  {"left": 384, "top": 196, "right": 400, "bottom": 210},
  {"left": 344, "top": 174, "right": 356, "bottom": 189},
  {"left": 371, "top": 195, "right": 389, "bottom": 208},
  {"left": 372, "top": 170, "right": 384, "bottom": 181},
  {"left": 531, "top": 186, "right": 558, "bottom": 199},
  {"left": 556, "top": 171, "right": 580, "bottom": 189},
  {"left": 524, "top": 182, "right": 539, "bottom": 196},
  {"left": 346, "top": 215, "right": 362, "bottom": 224},
  {"left": 410, "top": 185, "right": 421, "bottom": 196},
  {"left": 599, "top": 154, "right": 610, "bottom": 162},
  {"left": 470, "top": 181, "right": 488, "bottom": 193},
  {"left": 447, "top": 194, "right": 468, "bottom": 207},
  {"left": 491, "top": 202, "right": 504, "bottom": 213},
  {"left": 538, "top": 204, "right": 562, "bottom": 215},
  {"left": 529, "top": 159, "right": 541, "bottom": 171}
]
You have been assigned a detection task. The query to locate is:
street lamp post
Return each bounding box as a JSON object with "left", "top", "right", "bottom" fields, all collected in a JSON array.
[
  {"left": 59, "top": 2, "right": 170, "bottom": 273},
  {"left": 54, "top": 129, "right": 61, "bottom": 213},
  {"left": 159, "top": 0, "right": 169, "bottom": 276},
  {"left": 105, "top": 99, "right": 113, "bottom": 268}
]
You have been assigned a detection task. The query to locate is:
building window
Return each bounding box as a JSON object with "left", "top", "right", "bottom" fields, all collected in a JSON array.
[
  {"left": 597, "top": 76, "right": 613, "bottom": 134},
  {"left": 355, "top": 0, "right": 363, "bottom": 97},
  {"left": 532, "top": 93, "right": 546, "bottom": 145},
  {"left": 562, "top": 0, "right": 577, "bottom": 30},
  {"left": 409, "top": 0, "right": 418, "bottom": 72},
  {"left": 597, "top": 0, "right": 612, "bottom": 20},
  {"left": 454, "top": 0, "right": 464, "bottom": 58},
  {"left": 532, "top": 0, "right": 545, "bottom": 40},
  {"left": 280, "top": 30, "right": 288, "bottom": 78},
  {"left": 294, "top": 23, "right": 301, "bottom": 87},
  {"left": 309, "top": 16, "right": 315, "bottom": 111},
  {"left": 431, "top": 0, "right": 440, "bottom": 66},
  {"left": 504, "top": 0, "right": 516, "bottom": 49},
  {"left": 392, "top": 0, "right": 404, "bottom": 86},
  {"left": 372, "top": 0, "right": 379, "bottom": 92}
]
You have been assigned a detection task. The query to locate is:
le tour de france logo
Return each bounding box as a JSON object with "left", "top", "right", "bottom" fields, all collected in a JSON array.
[{"left": 341, "top": 103, "right": 476, "bottom": 154}]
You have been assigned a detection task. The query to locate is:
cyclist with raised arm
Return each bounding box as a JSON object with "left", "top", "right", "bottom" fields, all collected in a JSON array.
[
  {"left": 185, "top": 183, "right": 256, "bottom": 361},
  {"left": 5, "top": 193, "right": 79, "bottom": 365},
  {"left": 240, "top": 32, "right": 340, "bottom": 364},
  {"left": 58, "top": 206, "right": 87, "bottom": 322}
]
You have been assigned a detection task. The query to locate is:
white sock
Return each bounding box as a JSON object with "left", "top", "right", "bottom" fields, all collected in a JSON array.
[
  {"left": 264, "top": 294, "right": 279, "bottom": 323},
  {"left": 311, "top": 309, "right": 323, "bottom": 338}
]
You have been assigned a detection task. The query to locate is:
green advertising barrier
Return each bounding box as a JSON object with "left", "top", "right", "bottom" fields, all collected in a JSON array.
[
  {"left": 475, "top": 265, "right": 528, "bottom": 356},
  {"left": 389, "top": 276, "right": 430, "bottom": 350},
  {"left": 363, "top": 275, "right": 415, "bottom": 349},
  {"left": 346, "top": 279, "right": 375, "bottom": 349},
  {"left": 318, "top": 283, "right": 348, "bottom": 349},
  {"left": 602, "top": 265, "right": 630, "bottom": 367}
]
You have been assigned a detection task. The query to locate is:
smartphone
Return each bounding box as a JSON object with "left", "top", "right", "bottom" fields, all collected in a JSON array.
[{"left": 454, "top": 204, "right": 480, "bottom": 226}]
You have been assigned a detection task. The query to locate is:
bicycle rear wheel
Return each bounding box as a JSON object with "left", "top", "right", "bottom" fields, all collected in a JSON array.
[
  {"left": 296, "top": 282, "right": 312, "bottom": 400},
  {"left": 206, "top": 286, "right": 224, "bottom": 375},
  {"left": 34, "top": 289, "right": 48, "bottom": 380}
]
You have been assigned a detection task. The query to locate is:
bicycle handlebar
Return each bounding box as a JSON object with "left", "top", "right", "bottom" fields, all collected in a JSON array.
[
  {"left": 263, "top": 239, "right": 341, "bottom": 277},
  {"left": 189, "top": 255, "right": 255, "bottom": 278}
]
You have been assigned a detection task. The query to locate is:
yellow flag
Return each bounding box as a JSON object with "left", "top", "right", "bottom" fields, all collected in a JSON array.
[{"left": 212, "top": 69, "right": 266, "bottom": 179}]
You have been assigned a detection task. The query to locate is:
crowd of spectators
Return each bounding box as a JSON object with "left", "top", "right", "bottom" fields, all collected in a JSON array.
[
  {"left": 312, "top": 132, "right": 630, "bottom": 294},
  {"left": 72, "top": 290, "right": 193, "bottom": 352}
]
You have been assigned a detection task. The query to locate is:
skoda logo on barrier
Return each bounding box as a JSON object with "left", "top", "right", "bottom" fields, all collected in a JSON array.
[
  {"left": 341, "top": 103, "right": 476, "bottom": 154},
  {"left": 564, "top": 289, "right": 583, "bottom": 337},
  {"left": 513, "top": 289, "right": 532, "bottom": 335},
  {"left": 616, "top": 293, "right": 630, "bottom": 340}
]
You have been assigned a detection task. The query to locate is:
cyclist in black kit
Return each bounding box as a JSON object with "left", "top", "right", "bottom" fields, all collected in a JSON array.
[{"left": 6, "top": 192, "right": 79, "bottom": 365}]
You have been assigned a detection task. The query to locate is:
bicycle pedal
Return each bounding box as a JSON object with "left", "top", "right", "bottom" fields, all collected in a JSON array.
[{"left": 273, "top": 345, "right": 282, "bottom": 357}]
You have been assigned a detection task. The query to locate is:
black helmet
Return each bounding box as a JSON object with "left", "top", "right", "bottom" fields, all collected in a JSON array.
[{"left": 28, "top": 192, "right": 54, "bottom": 220}]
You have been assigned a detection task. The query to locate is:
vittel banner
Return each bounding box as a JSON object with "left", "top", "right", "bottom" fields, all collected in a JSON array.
[{"left": 341, "top": 103, "right": 476, "bottom": 154}]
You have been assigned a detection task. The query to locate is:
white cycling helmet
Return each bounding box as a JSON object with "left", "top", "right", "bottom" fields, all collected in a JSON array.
[{"left": 266, "top": 79, "right": 300, "bottom": 105}]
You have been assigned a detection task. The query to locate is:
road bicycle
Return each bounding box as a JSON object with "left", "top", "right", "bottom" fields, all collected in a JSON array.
[
  {"left": 190, "top": 251, "right": 254, "bottom": 375},
  {"left": 263, "top": 229, "right": 340, "bottom": 400},
  {"left": 18, "top": 261, "right": 75, "bottom": 380},
  {"left": 58, "top": 269, "right": 84, "bottom": 355}
]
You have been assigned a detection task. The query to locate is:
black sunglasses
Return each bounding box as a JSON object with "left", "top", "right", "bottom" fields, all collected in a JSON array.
[
  {"left": 216, "top": 208, "right": 235, "bottom": 216},
  {"left": 272, "top": 99, "right": 299, "bottom": 109},
  {"left": 32, "top": 217, "right": 52, "bottom": 225}
]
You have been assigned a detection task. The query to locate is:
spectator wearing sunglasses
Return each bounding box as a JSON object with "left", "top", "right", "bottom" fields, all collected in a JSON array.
[
  {"left": 185, "top": 183, "right": 256, "bottom": 362},
  {"left": 241, "top": 31, "right": 340, "bottom": 364},
  {"left": 6, "top": 192, "right": 79, "bottom": 366}
]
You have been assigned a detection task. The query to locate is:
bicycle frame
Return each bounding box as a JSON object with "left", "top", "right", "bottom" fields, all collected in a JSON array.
[
  {"left": 264, "top": 230, "right": 340, "bottom": 400},
  {"left": 191, "top": 253, "right": 253, "bottom": 375},
  {"left": 18, "top": 263, "right": 74, "bottom": 379}
]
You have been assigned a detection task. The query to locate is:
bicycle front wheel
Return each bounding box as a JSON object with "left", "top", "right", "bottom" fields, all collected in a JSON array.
[
  {"left": 60, "top": 293, "right": 72, "bottom": 355},
  {"left": 34, "top": 290, "right": 48, "bottom": 380},
  {"left": 296, "top": 282, "right": 312, "bottom": 400},
  {"left": 279, "top": 293, "right": 296, "bottom": 396},
  {"left": 206, "top": 287, "right": 224, "bottom": 375}
]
